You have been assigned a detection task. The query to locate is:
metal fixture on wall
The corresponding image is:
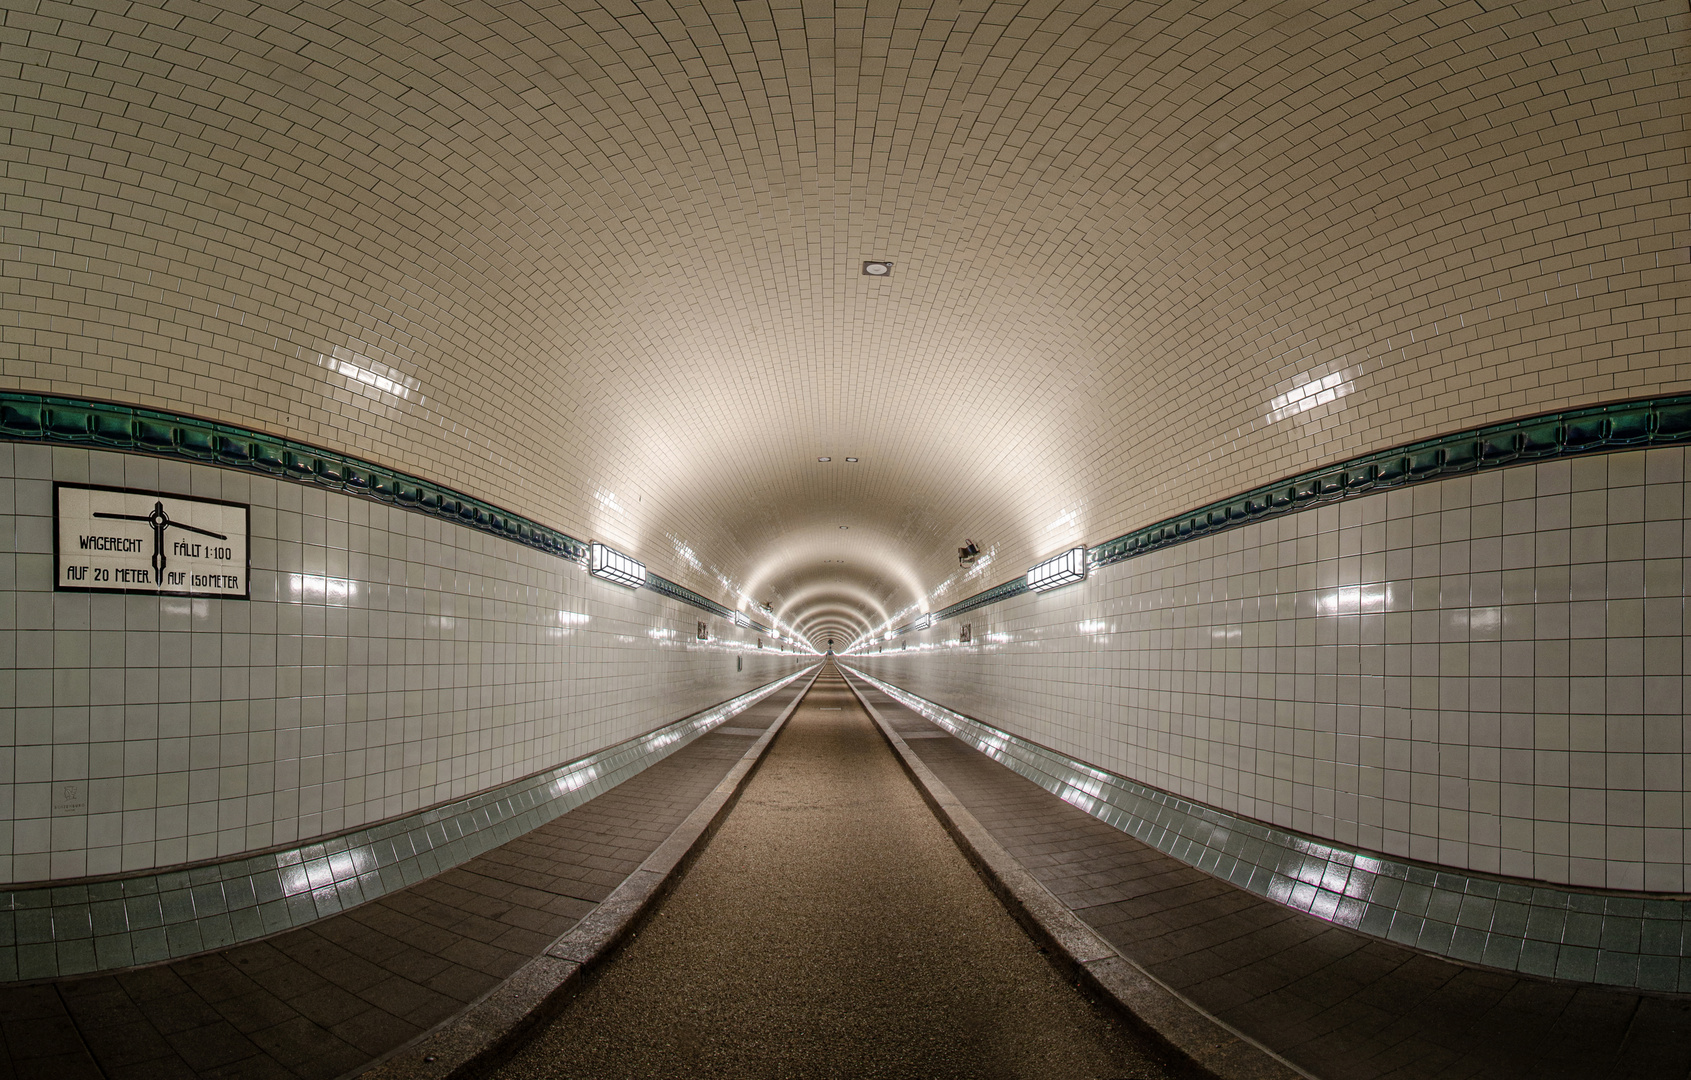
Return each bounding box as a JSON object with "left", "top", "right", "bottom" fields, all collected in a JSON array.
[
  {"left": 1027, "top": 546, "right": 1087, "bottom": 592},
  {"left": 588, "top": 542, "right": 645, "bottom": 588},
  {"left": 957, "top": 539, "right": 980, "bottom": 568}
]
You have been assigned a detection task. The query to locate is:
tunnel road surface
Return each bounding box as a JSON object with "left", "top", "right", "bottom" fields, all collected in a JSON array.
[{"left": 491, "top": 662, "right": 1200, "bottom": 1079}]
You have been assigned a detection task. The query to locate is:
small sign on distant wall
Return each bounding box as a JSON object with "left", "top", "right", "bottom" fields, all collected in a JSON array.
[
  {"left": 51, "top": 781, "right": 85, "bottom": 816},
  {"left": 55, "top": 484, "right": 250, "bottom": 599}
]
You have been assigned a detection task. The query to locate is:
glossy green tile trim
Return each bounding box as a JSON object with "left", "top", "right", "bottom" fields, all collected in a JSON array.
[
  {"left": 0, "top": 391, "right": 739, "bottom": 623},
  {"left": 645, "top": 575, "right": 734, "bottom": 620},
  {"left": 845, "top": 667, "right": 1691, "bottom": 995},
  {"left": 884, "top": 393, "right": 1691, "bottom": 639},
  {"left": 880, "top": 580, "right": 1032, "bottom": 642},
  {"left": 1089, "top": 393, "right": 1691, "bottom": 568},
  {"left": 645, "top": 574, "right": 770, "bottom": 634},
  {"left": 934, "top": 578, "right": 1029, "bottom": 625},
  {"left": 0, "top": 665, "right": 817, "bottom": 983}
]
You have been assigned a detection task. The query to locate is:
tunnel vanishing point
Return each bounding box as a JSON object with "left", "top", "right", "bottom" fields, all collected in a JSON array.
[{"left": 0, "top": 0, "right": 1687, "bottom": 1077}]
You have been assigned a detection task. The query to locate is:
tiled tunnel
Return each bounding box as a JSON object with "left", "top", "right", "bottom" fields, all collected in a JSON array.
[{"left": 0, "top": 0, "right": 1686, "bottom": 1076}]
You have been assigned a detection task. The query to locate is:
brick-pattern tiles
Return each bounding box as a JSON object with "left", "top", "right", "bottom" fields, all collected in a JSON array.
[
  {"left": 860, "top": 690, "right": 1691, "bottom": 1080},
  {"left": 4, "top": 0, "right": 1684, "bottom": 617},
  {"left": 0, "top": 445, "right": 812, "bottom": 887},
  {"left": 0, "top": 686, "right": 797, "bottom": 1080},
  {"left": 860, "top": 447, "right": 1691, "bottom": 896}
]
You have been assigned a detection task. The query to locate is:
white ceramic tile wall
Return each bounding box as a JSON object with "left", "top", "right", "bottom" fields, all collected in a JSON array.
[
  {"left": 849, "top": 448, "right": 1690, "bottom": 893},
  {"left": 0, "top": 444, "right": 810, "bottom": 884},
  {"left": 3, "top": 0, "right": 1684, "bottom": 617}
]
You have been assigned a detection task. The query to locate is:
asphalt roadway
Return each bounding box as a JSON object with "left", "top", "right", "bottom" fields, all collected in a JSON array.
[{"left": 491, "top": 662, "right": 1202, "bottom": 1080}]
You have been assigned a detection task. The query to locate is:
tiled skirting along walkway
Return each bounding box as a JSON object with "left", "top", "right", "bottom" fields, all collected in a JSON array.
[
  {"left": 843, "top": 674, "right": 1691, "bottom": 1080},
  {"left": 0, "top": 677, "right": 812, "bottom": 1080}
]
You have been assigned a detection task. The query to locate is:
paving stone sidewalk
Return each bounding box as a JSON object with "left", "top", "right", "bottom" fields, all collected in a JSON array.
[
  {"left": 849, "top": 682, "right": 1691, "bottom": 1080},
  {"left": 0, "top": 682, "right": 806, "bottom": 1080}
]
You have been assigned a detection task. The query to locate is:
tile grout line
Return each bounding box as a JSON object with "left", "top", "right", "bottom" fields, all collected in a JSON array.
[
  {"left": 53, "top": 980, "right": 110, "bottom": 1080},
  {"left": 0, "top": 665, "right": 816, "bottom": 983},
  {"left": 878, "top": 393, "right": 1691, "bottom": 640},
  {"left": 351, "top": 662, "right": 825, "bottom": 1080},
  {"left": 843, "top": 666, "right": 1691, "bottom": 994},
  {"left": 837, "top": 667, "right": 1313, "bottom": 1080}
]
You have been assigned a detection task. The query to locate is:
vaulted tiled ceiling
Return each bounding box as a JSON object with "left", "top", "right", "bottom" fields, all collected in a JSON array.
[{"left": 3, "top": 0, "right": 1684, "bottom": 647}]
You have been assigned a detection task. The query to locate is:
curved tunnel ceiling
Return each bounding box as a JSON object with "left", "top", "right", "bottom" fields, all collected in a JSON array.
[{"left": 3, "top": 1, "right": 1682, "bottom": 631}]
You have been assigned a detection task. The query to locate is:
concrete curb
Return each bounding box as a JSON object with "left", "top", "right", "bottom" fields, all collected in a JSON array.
[
  {"left": 838, "top": 668, "right": 1314, "bottom": 1080},
  {"left": 353, "top": 664, "right": 824, "bottom": 1080}
]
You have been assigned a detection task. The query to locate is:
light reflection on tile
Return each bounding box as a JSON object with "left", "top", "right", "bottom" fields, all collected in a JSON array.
[
  {"left": 0, "top": 441, "right": 819, "bottom": 980},
  {"left": 0, "top": 661, "right": 811, "bottom": 980},
  {"left": 853, "top": 447, "right": 1690, "bottom": 896},
  {"left": 847, "top": 666, "right": 1691, "bottom": 994}
]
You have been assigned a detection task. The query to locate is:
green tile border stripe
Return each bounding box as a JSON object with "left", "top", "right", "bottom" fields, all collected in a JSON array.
[
  {"left": 931, "top": 577, "right": 1029, "bottom": 625},
  {"left": 0, "top": 665, "right": 817, "bottom": 984},
  {"left": 0, "top": 391, "right": 753, "bottom": 628},
  {"left": 1088, "top": 392, "right": 1691, "bottom": 569},
  {"left": 843, "top": 666, "right": 1691, "bottom": 996},
  {"left": 646, "top": 575, "right": 735, "bottom": 620},
  {"left": 646, "top": 573, "right": 770, "bottom": 634},
  {"left": 884, "top": 393, "right": 1691, "bottom": 639},
  {"left": 649, "top": 572, "right": 771, "bottom": 634}
]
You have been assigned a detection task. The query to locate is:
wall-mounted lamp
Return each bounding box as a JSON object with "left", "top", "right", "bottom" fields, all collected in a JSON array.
[
  {"left": 918, "top": 613, "right": 935, "bottom": 631},
  {"left": 589, "top": 541, "right": 646, "bottom": 589},
  {"left": 734, "top": 611, "right": 749, "bottom": 627},
  {"left": 1027, "top": 546, "right": 1087, "bottom": 592},
  {"left": 958, "top": 539, "right": 980, "bottom": 568}
]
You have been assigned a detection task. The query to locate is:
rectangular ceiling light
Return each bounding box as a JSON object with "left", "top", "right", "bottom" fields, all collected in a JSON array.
[
  {"left": 589, "top": 542, "right": 645, "bottom": 589},
  {"left": 1027, "top": 546, "right": 1088, "bottom": 592}
]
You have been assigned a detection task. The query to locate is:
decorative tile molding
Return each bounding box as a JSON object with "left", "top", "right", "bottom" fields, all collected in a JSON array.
[
  {"left": 0, "top": 392, "right": 766, "bottom": 630},
  {"left": 930, "top": 578, "right": 1029, "bottom": 626},
  {"left": 648, "top": 574, "right": 747, "bottom": 628},
  {"left": 0, "top": 667, "right": 815, "bottom": 983},
  {"left": 1087, "top": 394, "right": 1691, "bottom": 570},
  {"left": 885, "top": 394, "right": 1691, "bottom": 639},
  {"left": 844, "top": 667, "right": 1691, "bottom": 995}
]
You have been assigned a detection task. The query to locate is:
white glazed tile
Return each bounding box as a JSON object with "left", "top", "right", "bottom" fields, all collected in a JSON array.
[{"left": 850, "top": 449, "right": 1689, "bottom": 891}]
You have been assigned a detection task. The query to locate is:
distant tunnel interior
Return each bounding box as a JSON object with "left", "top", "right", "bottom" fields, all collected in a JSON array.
[{"left": 0, "top": 1, "right": 1686, "bottom": 1077}]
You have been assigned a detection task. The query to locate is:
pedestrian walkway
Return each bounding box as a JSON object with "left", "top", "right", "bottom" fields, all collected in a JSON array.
[
  {"left": 19, "top": 659, "right": 1679, "bottom": 1080},
  {"left": 0, "top": 677, "right": 813, "bottom": 1080},
  {"left": 491, "top": 662, "right": 1199, "bottom": 1080},
  {"left": 841, "top": 671, "right": 1691, "bottom": 1080}
]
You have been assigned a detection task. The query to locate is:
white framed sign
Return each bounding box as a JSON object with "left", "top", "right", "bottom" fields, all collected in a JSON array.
[{"left": 55, "top": 484, "right": 250, "bottom": 599}]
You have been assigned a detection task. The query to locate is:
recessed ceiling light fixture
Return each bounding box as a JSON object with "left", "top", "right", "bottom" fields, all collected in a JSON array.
[
  {"left": 839, "top": 525, "right": 849, "bottom": 530},
  {"left": 862, "top": 260, "right": 892, "bottom": 276},
  {"left": 844, "top": 457, "right": 859, "bottom": 462},
  {"left": 818, "top": 456, "right": 831, "bottom": 462}
]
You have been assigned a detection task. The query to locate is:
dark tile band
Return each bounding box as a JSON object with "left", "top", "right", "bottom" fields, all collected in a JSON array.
[
  {"left": 0, "top": 667, "right": 814, "bottom": 983},
  {"left": 846, "top": 667, "right": 1691, "bottom": 995},
  {"left": 887, "top": 393, "right": 1691, "bottom": 637},
  {"left": 0, "top": 392, "right": 768, "bottom": 632}
]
